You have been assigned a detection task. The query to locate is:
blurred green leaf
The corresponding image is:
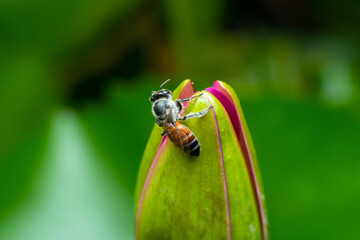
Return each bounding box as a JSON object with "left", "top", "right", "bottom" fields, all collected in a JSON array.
[{"left": 0, "top": 109, "right": 133, "bottom": 240}]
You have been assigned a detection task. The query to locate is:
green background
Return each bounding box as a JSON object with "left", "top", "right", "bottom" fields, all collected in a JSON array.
[{"left": 0, "top": 0, "right": 359, "bottom": 239}]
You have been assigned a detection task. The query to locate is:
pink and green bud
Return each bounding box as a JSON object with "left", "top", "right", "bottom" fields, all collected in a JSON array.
[{"left": 135, "top": 80, "right": 268, "bottom": 239}]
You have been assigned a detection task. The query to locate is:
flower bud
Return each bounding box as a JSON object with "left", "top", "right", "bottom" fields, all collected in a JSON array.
[{"left": 135, "top": 80, "right": 268, "bottom": 239}]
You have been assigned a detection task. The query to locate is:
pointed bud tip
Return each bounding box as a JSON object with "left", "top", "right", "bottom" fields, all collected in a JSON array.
[{"left": 173, "top": 79, "right": 195, "bottom": 100}]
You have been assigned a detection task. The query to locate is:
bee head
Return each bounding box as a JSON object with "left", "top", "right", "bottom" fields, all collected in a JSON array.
[
  {"left": 150, "top": 79, "right": 172, "bottom": 102},
  {"left": 149, "top": 89, "right": 172, "bottom": 102}
]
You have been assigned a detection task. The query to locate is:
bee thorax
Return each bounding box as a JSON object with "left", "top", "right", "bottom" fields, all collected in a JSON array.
[
  {"left": 154, "top": 100, "right": 167, "bottom": 116},
  {"left": 152, "top": 99, "right": 178, "bottom": 124}
]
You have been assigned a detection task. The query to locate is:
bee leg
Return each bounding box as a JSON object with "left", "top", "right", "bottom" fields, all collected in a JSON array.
[
  {"left": 161, "top": 130, "right": 167, "bottom": 136},
  {"left": 177, "top": 105, "right": 213, "bottom": 121},
  {"left": 175, "top": 99, "right": 183, "bottom": 112},
  {"left": 156, "top": 119, "right": 161, "bottom": 126},
  {"left": 176, "top": 93, "right": 204, "bottom": 113},
  {"left": 178, "top": 93, "right": 203, "bottom": 103}
]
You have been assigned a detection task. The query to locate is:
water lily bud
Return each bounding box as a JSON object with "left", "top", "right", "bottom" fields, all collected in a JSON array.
[{"left": 135, "top": 80, "right": 268, "bottom": 239}]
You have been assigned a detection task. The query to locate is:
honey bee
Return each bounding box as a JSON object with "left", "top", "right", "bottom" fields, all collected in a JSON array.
[{"left": 150, "top": 79, "right": 212, "bottom": 156}]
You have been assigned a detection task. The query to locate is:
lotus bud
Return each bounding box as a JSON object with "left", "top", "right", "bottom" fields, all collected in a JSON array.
[{"left": 135, "top": 80, "right": 268, "bottom": 239}]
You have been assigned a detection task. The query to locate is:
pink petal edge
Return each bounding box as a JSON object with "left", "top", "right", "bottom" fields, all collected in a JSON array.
[{"left": 205, "top": 82, "right": 267, "bottom": 240}]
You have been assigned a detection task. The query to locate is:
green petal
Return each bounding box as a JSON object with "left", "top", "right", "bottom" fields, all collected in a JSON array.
[
  {"left": 206, "top": 91, "right": 262, "bottom": 239},
  {"left": 136, "top": 91, "right": 227, "bottom": 239},
  {"left": 213, "top": 81, "right": 268, "bottom": 238}
]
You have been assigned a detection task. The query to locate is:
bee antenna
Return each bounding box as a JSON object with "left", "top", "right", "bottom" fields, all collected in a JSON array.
[{"left": 160, "top": 79, "right": 170, "bottom": 89}]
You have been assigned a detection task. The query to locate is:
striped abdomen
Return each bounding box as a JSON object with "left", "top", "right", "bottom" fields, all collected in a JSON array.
[{"left": 164, "top": 121, "right": 200, "bottom": 156}]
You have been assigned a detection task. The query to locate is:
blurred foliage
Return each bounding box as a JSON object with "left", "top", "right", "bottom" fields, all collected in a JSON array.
[
  {"left": 0, "top": 0, "right": 359, "bottom": 239},
  {"left": 0, "top": 110, "right": 133, "bottom": 240}
]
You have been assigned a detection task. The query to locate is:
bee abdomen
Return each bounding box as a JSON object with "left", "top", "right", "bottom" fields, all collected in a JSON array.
[
  {"left": 184, "top": 136, "right": 200, "bottom": 156},
  {"left": 166, "top": 122, "right": 201, "bottom": 156}
]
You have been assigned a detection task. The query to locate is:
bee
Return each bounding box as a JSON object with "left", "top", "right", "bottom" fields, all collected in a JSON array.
[{"left": 150, "top": 79, "right": 212, "bottom": 156}]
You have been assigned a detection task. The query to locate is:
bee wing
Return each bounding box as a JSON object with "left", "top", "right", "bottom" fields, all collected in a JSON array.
[{"left": 171, "top": 122, "right": 185, "bottom": 151}]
